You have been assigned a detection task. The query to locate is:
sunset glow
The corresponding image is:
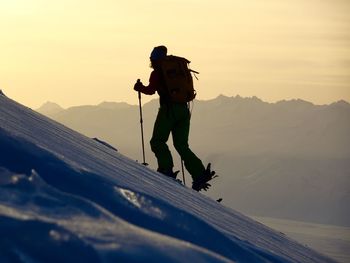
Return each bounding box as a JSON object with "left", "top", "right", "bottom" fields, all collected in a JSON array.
[{"left": 1, "top": 0, "right": 349, "bottom": 108}]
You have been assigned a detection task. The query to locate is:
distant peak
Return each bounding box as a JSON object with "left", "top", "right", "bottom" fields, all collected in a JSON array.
[
  {"left": 207, "top": 94, "right": 265, "bottom": 104},
  {"left": 37, "top": 101, "right": 64, "bottom": 115},
  {"left": 216, "top": 94, "right": 231, "bottom": 99},
  {"left": 233, "top": 95, "right": 264, "bottom": 104},
  {"left": 276, "top": 98, "right": 314, "bottom": 106},
  {"left": 331, "top": 99, "right": 350, "bottom": 106},
  {"left": 250, "top": 96, "right": 263, "bottom": 102},
  {"left": 98, "top": 101, "right": 133, "bottom": 110},
  {"left": 40, "top": 101, "right": 62, "bottom": 107}
]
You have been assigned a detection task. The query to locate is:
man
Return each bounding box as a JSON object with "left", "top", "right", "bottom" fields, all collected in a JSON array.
[{"left": 134, "top": 46, "right": 215, "bottom": 191}]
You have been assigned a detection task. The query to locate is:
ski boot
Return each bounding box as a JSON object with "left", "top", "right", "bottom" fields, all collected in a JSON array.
[{"left": 192, "top": 163, "right": 217, "bottom": 191}]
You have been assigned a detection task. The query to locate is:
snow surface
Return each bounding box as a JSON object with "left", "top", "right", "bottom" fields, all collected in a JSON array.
[{"left": 0, "top": 94, "right": 336, "bottom": 262}]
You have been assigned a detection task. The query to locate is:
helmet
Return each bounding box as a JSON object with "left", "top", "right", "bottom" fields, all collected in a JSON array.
[{"left": 150, "top": 45, "right": 167, "bottom": 61}]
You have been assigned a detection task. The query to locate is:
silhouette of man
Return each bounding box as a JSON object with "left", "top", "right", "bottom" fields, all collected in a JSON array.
[{"left": 134, "top": 46, "right": 213, "bottom": 190}]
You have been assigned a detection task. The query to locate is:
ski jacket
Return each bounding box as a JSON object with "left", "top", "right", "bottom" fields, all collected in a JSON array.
[{"left": 137, "top": 70, "right": 171, "bottom": 106}]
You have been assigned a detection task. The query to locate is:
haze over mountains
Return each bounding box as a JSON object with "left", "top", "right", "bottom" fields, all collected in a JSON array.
[
  {"left": 37, "top": 95, "right": 350, "bottom": 227},
  {"left": 2, "top": 93, "right": 339, "bottom": 263}
]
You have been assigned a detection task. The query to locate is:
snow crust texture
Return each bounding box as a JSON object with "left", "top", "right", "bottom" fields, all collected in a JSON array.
[{"left": 0, "top": 95, "right": 335, "bottom": 263}]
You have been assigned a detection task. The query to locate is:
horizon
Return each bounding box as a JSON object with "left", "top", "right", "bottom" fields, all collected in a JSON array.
[
  {"left": 1, "top": 0, "right": 349, "bottom": 109},
  {"left": 35, "top": 93, "right": 350, "bottom": 110}
]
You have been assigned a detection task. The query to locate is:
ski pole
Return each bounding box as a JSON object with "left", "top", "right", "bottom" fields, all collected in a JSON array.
[
  {"left": 181, "top": 159, "right": 186, "bottom": 186},
  {"left": 137, "top": 81, "right": 148, "bottom": 166}
]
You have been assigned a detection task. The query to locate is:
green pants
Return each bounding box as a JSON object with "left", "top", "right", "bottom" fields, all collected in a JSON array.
[{"left": 150, "top": 103, "right": 205, "bottom": 180}]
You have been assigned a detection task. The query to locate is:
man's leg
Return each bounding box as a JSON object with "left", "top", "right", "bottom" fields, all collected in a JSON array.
[
  {"left": 150, "top": 107, "right": 174, "bottom": 173},
  {"left": 172, "top": 105, "right": 205, "bottom": 180}
]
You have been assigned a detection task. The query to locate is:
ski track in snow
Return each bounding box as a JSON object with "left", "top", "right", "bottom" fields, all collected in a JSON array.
[{"left": 0, "top": 95, "right": 336, "bottom": 262}]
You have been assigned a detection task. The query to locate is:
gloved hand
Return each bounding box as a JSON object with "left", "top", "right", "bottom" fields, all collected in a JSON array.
[{"left": 134, "top": 79, "right": 143, "bottom": 92}]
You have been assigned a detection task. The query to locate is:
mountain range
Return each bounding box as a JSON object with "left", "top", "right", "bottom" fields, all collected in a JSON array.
[
  {"left": 1, "top": 93, "right": 338, "bottom": 262},
  {"left": 37, "top": 95, "right": 350, "bottom": 227}
]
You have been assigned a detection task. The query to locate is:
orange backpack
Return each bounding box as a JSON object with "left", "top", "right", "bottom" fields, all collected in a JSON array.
[{"left": 159, "top": 55, "right": 198, "bottom": 103}]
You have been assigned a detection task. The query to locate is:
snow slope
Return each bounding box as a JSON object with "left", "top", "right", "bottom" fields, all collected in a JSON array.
[
  {"left": 0, "top": 94, "right": 335, "bottom": 262},
  {"left": 38, "top": 96, "right": 350, "bottom": 227}
]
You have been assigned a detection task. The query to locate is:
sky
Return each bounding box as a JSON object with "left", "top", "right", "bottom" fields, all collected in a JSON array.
[{"left": 1, "top": 0, "right": 350, "bottom": 108}]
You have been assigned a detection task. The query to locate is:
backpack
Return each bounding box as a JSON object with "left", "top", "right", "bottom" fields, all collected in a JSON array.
[{"left": 159, "top": 55, "right": 198, "bottom": 103}]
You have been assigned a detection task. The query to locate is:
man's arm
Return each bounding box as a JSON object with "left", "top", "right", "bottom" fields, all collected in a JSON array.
[{"left": 134, "top": 71, "right": 159, "bottom": 95}]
